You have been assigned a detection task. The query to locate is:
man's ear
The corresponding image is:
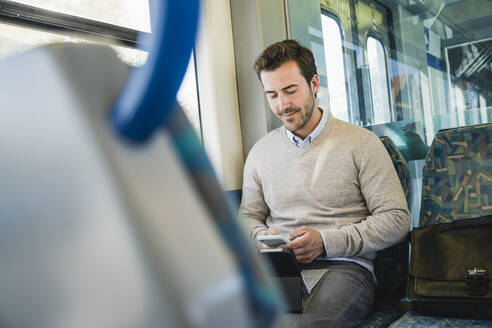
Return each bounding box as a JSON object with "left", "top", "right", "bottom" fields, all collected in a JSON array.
[{"left": 310, "top": 74, "right": 320, "bottom": 96}]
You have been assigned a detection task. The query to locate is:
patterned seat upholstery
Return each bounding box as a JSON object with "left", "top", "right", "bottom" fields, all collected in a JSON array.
[
  {"left": 358, "top": 304, "right": 407, "bottom": 328},
  {"left": 388, "top": 311, "right": 492, "bottom": 327},
  {"left": 380, "top": 136, "right": 411, "bottom": 201},
  {"left": 420, "top": 123, "right": 492, "bottom": 226},
  {"left": 358, "top": 136, "right": 411, "bottom": 327}
]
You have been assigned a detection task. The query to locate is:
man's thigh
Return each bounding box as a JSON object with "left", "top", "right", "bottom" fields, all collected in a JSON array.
[{"left": 277, "top": 261, "right": 375, "bottom": 328}]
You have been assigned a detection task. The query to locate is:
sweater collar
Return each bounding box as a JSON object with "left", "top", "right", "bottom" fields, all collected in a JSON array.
[{"left": 285, "top": 108, "right": 328, "bottom": 148}]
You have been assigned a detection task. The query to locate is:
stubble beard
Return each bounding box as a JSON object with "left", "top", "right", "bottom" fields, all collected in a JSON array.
[{"left": 283, "top": 92, "right": 315, "bottom": 133}]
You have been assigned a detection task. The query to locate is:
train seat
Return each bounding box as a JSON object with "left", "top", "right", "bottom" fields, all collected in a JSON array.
[
  {"left": 379, "top": 136, "right": 411, "bottom": 203},
  {"left": 231, "top": 135, "right": 413, "bottom": 326},
  {"left": 387, "top": 123, "right": 492, "bottom": 327},
  {"left": 419, "top": 123, "right": 492, "bottom": 226},
  {"left": 0, "top": 43, "right": 282, "bottom": 328},
  {"left": 231, "top": 135, "right": 412, "bottom": 327},
  {"left": 357, "top": 136, "right": 411, "bottom": 328},
  {"left": 388, "top": 311, "right": 492, "bottom": 327}
]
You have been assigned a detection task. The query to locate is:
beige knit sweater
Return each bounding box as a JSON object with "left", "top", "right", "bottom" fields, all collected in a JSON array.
[{"left": 239, "top": 115, "right": 410, "bottom": 261}]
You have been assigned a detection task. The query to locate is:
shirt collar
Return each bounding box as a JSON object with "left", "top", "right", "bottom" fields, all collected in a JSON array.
[{"left": 285, "top": 108, "right": 328, "bottom": 148}]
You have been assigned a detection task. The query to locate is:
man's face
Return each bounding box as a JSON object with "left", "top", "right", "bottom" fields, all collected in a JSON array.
[{"left": 260, "top": 60, "right": 319, "bottom": 135}]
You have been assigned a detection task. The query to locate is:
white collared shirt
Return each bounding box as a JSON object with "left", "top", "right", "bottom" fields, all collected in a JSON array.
[{"left": 285, "top": 107, "right": 328, "bottom": 147}]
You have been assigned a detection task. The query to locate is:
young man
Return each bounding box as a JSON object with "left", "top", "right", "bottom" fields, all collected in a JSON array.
[{"left": 239, "top": 40, "right": 410, "bottom": 327}]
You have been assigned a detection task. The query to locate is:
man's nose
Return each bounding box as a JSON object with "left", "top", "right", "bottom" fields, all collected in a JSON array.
[{"left": 278, "top": 95, "right": 290, "bottom": 111}]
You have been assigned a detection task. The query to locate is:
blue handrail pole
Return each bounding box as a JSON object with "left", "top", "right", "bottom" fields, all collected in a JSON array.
[{"left": 111, "top": 0, "right": 200, "bottom": 143}]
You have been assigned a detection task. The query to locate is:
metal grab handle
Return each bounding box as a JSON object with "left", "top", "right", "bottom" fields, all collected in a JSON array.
[{"left": 111, "top": 0, "right": 200, "bottom": 143}]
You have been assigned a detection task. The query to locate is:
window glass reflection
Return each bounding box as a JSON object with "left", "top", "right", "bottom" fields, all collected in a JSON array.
[
  {"left": 367, "top": 36, "right": 392, "bottom": 124},
  {"left": 11, "top": 0, "right": 151, "bottom": 32},
  {"left": 321, "top": 14, "right": 349, "bottom": 122},
  {"left": 0, "top": 22, "right": 201, "bottom": 139}
]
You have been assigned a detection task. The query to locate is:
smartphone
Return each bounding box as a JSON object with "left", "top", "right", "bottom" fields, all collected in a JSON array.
[{"left": 257, "top": 234, "right": 290, "bottom": 247}]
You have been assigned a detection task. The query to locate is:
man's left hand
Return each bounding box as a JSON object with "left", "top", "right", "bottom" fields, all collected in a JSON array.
[{"left": 285, "top": 226, "right": 326, "bottom": 263}]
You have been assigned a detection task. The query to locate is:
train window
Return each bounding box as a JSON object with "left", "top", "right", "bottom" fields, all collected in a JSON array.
[
  {"left": 320, "top": 14, "right": 349, "bottom": 122},
  {"left": 0, "top": 22, "right": 148, "bottom": 66},
  {"left": 367, "top": 36, "right": 392, "bottom": 124},
  {"left": 10, "top": 0, "right": 151, "bottom": 32},
  {"left": 0, "top": 2, "right": 202, "bottom": 139}
]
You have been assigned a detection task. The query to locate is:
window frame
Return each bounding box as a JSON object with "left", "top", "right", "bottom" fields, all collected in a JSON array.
[{"left": 0, "top": 0, "right": 148, "bottom": 48}]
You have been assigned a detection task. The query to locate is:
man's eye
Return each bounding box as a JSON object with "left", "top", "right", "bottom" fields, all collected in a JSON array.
[
  {"left": 285, "top": 89, "right": 297, "bottom": 94},
  {"left": 267, "top": 94, "right": 277, "bottom": 99}
]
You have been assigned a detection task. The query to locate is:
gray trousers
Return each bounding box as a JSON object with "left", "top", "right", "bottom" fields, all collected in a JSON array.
[{"left": 276, "top": 261, "right": 375, "bottom": 328}]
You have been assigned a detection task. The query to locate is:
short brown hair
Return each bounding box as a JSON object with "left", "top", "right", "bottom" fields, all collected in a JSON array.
[{"left": 253, "top": 39, "right": 317, "bottom": 84}]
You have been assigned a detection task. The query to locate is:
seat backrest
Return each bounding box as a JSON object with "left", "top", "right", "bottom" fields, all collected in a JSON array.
[
  {"left": 379, "top": 136, "right": 411, "bottom": 202},
  {"left": 419, "top": 123, "right": 492, "bottom": 227},
  {"left": 374, "top": 136, "right": 411, "bottom": 299},
  {"left": 0, "top": 45, "right": 281, "bottom": 328}
]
